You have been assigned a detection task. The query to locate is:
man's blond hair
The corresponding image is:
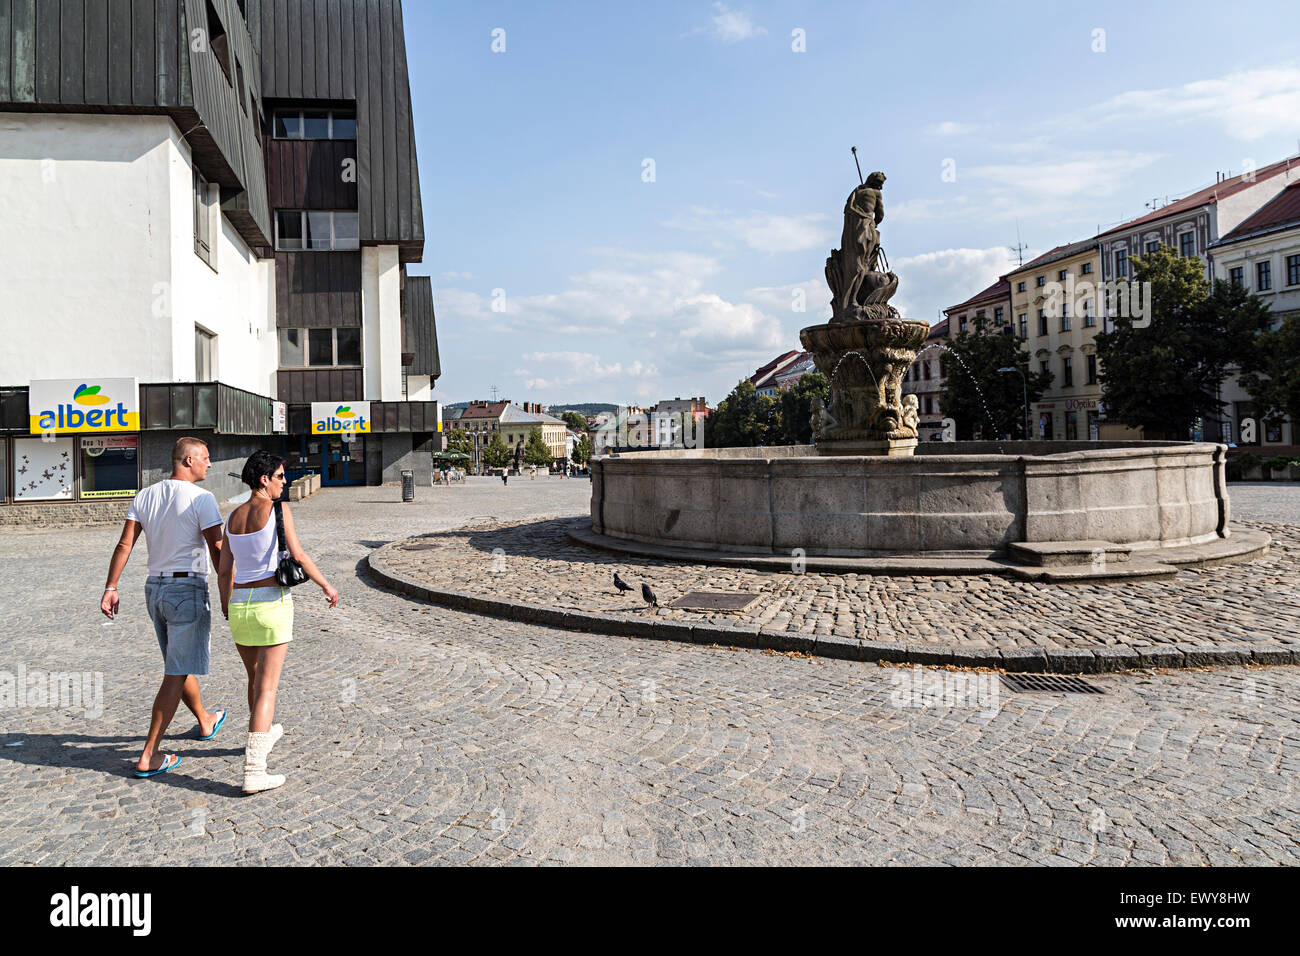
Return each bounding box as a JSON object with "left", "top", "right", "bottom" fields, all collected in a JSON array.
[{"left": 171, "top": 437, "right": 208, "bottom": 465}]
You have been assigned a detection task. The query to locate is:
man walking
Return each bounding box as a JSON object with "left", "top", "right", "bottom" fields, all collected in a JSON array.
[{"left": 101, "top": 437, "right": 226, "bottom": 777}]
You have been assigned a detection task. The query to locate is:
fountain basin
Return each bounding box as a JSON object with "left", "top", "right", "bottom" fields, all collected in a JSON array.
[{"left": 589, "top": 442, "right": 1233, "bottom": 560}]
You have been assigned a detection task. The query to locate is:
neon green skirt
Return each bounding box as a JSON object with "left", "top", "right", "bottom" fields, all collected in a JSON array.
[{"left": 229, "top": 586, "right": 294, "bottom": 647}]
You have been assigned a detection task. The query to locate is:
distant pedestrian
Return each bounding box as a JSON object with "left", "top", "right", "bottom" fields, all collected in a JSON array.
[
  {"left": 219, "top": 450, "right": 338, "bottom": 793},
  {"left": 101, "top": 437, "right": 227, "bottom": 778},
  {"left": 501, "top": 471, "right": 508, "bottom": 486}
]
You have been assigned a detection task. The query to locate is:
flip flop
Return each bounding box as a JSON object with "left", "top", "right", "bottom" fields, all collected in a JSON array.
[
  {"left": 198, "top": 709, "right": 227, "bottom": 741},
  {"left": 133, "top": 754, "right": 181, "bottom": 778}
]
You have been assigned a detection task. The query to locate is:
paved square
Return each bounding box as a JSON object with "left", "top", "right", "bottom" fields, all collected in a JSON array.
[{"left": 1, "top": 478, "right": 1297, "bottom": 865}]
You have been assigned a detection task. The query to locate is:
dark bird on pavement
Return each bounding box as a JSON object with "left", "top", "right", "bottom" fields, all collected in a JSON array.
[
  {"left": 641, "top": 582, "right": 658, "bottom": 607},
  {"left": 613, "top": 572, "right": 633, "bottom": 594}
]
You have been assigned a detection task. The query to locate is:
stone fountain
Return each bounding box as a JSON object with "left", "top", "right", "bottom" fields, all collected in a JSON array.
[
  {"left": 579, "top": 165, "right": 1267, "bottom": 580},
  {"left": 800, "top": 170, "right": 930, "bottom": 456}
]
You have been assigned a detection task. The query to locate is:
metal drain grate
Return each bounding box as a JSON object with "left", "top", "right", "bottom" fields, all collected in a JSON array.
[
  {"left": 668, "top": 591, "right": 759, "bottom": 612},
  {"left": 1000, "top": 673, "right": 1104, "bottom": 694}
]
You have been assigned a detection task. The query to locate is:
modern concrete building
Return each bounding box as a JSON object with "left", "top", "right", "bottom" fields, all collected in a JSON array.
[
  {"left": 1207, "top": 179, "right": 1300, "bottom": 454},
  {"left": 0, "top": 0, "right": 440, "bottom": 521}
]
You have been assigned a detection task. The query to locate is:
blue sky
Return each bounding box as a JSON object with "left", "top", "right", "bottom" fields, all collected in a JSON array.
[{"left": 403, "top": 0, "right": 1300, "bottom": 408}]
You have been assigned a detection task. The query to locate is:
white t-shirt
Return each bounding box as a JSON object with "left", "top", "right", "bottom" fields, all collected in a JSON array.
[{"left": 125, "top": 479, "right": 223, "bottom": 575}]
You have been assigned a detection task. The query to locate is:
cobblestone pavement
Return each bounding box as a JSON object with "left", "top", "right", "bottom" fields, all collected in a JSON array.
[
  {"left": 376, "top": 514, "right": 1300, "bottom": 650},
  {"left": 0, "top": 478, "right": 1297, "bottom": 865}
]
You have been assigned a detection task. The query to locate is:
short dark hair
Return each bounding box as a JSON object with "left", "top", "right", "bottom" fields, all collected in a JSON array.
[{"left": 240, "top": 450, "right": 286, "bottom": 491}]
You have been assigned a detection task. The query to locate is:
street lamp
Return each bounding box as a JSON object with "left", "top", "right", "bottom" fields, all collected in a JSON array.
[{"left": 997, "top": 366, "right": 1029, "bottom": 440}]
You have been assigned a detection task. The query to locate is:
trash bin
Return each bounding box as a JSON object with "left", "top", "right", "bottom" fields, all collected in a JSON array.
[{"left": 401, "top": 469, "right": 414, "bottom": 502}]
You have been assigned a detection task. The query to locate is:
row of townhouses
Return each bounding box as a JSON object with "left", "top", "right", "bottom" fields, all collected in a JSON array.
[
  {"left": 929, "top": 156, "right": 1300, "bottom": 450},
  {"left": 444, "top": 401, "right": 570, "bottom": 472},
  {"left": 0, "top": 0, "right": 441, "bottom": 522}
]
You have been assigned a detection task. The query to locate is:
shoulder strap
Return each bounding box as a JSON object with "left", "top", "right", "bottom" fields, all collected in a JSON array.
[{"left": 274, "top": 500, "right": 288, "bottom": 554}]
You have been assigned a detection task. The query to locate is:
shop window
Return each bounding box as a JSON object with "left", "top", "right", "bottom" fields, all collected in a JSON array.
[
  {"left": 1066, "top": 411, "right": 1078, "bottom": 440},
  {"left": 12, "top": 436, "right": 74, "bottom": 500},
  {"left": 80, "top": 436, "right": 138, "bottom": 499}
]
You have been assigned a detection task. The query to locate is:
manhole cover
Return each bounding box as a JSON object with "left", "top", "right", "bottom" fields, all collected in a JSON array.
[
  {"left": 1001, "top": 673, "right": 1104, "bottom": 694},
  {"left": 668, "top": 591, "right": 759, "bottom": 612}
]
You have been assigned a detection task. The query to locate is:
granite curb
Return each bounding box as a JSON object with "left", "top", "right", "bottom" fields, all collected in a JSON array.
[{"left": 365, "top": 545, "right": 1298, "bottom": 674}]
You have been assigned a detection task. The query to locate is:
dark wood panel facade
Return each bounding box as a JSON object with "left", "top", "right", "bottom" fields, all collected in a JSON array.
[
  {"left": 401, "top": 275, "right": 439, "bottom": 378},
  {"left": 247, "top": 0, "right": 423, "bottom": 260},
  {"left": 277, "top": 368, "right": 363, "bottom": 404},
  {"left": 0, "top": 0, "right": 272, "bottom": 247},
  {"left": 266, "top": 137, "right": 357, "bottom": 209},
  {"left": 275, "top": 251, "right": 361, "bottom": 328}
]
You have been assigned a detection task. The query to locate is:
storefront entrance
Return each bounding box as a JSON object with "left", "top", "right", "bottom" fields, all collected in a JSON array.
[{"left": 325, "top": 434, "right": 366, "bottom": 485}]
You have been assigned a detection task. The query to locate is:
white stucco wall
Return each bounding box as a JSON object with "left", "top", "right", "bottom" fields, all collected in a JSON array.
[
  {"left": 0, "top": 112, "right": 275, "bottom": 395},
  {"left": 361, "top": 244, "right": 402, "bottom": 401}
]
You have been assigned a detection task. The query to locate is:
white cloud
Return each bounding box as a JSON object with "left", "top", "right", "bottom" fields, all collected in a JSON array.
[
  {"left": 745, "top": 277, "right": 832, "bottom": 322},
  {"left": 663, "top": 206, "right": 832, "bottom": 253},
  {"left": 890, "top": 246, "right": 1019, "bottom": 322},
  {"left": 1095, "top": 67, "right": 1300, "bottom": 141},
  {"left": 968, "top": 152, "right": 1163, "bottom": 200},
  {"left": 926, "top": 120, "right": 980, "bottom": 137},
  {"left": 686, "top": 2, "right": 767, "bottom": 44}
]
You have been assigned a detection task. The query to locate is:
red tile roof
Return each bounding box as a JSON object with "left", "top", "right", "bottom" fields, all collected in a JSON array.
[
  {"left": 459, "top": 401, "right": 509, "bottom": 420},
  {"left": 928, "top": 318, "right": 949, "bottom": 338},
  {"left": 1216, "top": 179, "right": 1300, "bottom": 244},
  {"left": 1098, "top": 156, "right": 1300, "bottom": 239},
  {"left": 945, "top": 276, "right": 1010, "bottom": 314}
]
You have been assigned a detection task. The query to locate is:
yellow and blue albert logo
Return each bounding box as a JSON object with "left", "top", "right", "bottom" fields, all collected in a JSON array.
[{"left": 32, "top": 383, "right": 138, "bottom": 433}]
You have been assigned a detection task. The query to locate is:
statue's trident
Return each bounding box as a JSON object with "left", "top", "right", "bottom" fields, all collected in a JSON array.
[{"left": 851, "top": 146, "right": 864, "bottom": 185}]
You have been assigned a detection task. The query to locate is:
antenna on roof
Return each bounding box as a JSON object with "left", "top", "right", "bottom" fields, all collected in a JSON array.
[
  {"left": 489, "top": 385, "right": 499, "bottom": 402},
  {"left": 1010, "top": 219, "right": 1028, "bottom": 267}
]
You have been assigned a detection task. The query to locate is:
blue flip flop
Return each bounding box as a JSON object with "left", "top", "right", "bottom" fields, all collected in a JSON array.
[
  {"left": 134, "top": 754, "right": 181, "bottom": 778},
  {"left": 198, "top": 709, "right": 227, "bottom": 741}
]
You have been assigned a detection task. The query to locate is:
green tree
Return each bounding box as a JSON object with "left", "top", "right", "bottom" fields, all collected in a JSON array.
[
  {"left": 445, "top": 429, "right": 472, "bottom": 455},
  {"left": 523, "top": 427, "right": 553, "bottom": 466},
  {"left": 559, "top": 411, "right": 588, "bottom": 434},
  {"left": 1236, "top": 310, "right": 1300, "bottom": 437},
  {"left": 777, "top": 371, "right": 830, "bottom": 445},
  {"left": 572, "top": 434, "right": 593, "bottom": 466},
  {"left": 940, "top": 316, "right": 1051, "bottom": 439},
  {"left": 482, "top": 432, "right": 511, "bottom": 469},
  {"left": 704, "top": 379, "right": 782, "bottom": 448},
  {"left": 1095, "top": 246, "right": 1273, "bottom": 438}
]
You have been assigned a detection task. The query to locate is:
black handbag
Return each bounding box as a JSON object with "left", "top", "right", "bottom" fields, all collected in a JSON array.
[{"left": 273, "top": 501, "right": 309, "bottom": 587}]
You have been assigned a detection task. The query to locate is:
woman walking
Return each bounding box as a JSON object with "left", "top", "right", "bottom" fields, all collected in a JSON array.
[{"left": 218, "top": 451, "right": 338, "bottom": 793}]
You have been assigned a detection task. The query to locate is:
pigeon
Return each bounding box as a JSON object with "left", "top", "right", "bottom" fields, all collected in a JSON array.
[
  {"left": 641, "top": 582, "right": 658, "bottom": 607},
  {"left": 613, "top": 572, "right": 633, "bottom": 594}
]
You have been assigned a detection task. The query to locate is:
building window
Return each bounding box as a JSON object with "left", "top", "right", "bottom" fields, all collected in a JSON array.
[
  {"left": 1081, "top": 262, "right": 1092, "bottom": 275},
  {"left": 1040, "top": 360, "right": 1050, "bottom": 377},
  {"left": 959, "top": 316, "right": 968, "bottom": 332},
  {"left": 1038, "top": 310, "right": 1047, "bottom": 336},
  {"left": 1114, "top": 248, "right": 1128, "bottom": 278},
  {"left": 924, "top": 396, "right": 933, "bottom": 415},
  {"left": 994, "top": 307, "right": 1004, "bottom": 325},
  {"left": 1179, "top": 231, "right": 1196, "bottom": 258},
  {"left": 1036, "top": 275, "right": 1045, "bottom": 287},
  {"left": 205, "top": 1, "right": 232, "bottom": 86},
  {"left": 1257, "top": 260, "right": 1272, "bottom": 291},
  {"left": 278, "top": 328, "right": 363, "bottom": 368},
  {"left": 1287, "top": 254, "right": 1300, "bottom": 286},
  {"left": 275, "top": 210, "right": 360, "bottom": 251},
  {"left": 1146, "top": 241, "right": 1160, "bottom": 254},
  {"left": 1229, "top": 266, "right": 1244, "bottom": 289},
  {"left": 1058, "top": 269, "right": 1067, "bottom": 281},
  {"left": 195, "top": 327, "right": 216, "bottom": 379},
  {"left": 1018, "top": 313, "right": 1027, "bottom": 337},
  {"left": 1060, "top": 309, "right": 1070, "bottom": 332},
  {"left": 1062, "top": 356, "right": 1073, "bottom": 387},
  {"left": 923, "top": 362, "right": 931, "bottom": 381},
  {"left": 1016, "top": 281, "right": 1026, "bottom": 293},
  {"left": 273, "top": 109, "right": 357, "bottom": 140},
  {"left": 1086, "top": 353, "right": 1097, "bottom": 385},
  {"left": 193, "top": 169, "right": 216, "bottom": 266}
]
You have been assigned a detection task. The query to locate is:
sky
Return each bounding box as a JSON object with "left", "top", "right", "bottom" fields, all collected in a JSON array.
[{"left": 402, "top": 0, "right": 1300, "bottom": 409}]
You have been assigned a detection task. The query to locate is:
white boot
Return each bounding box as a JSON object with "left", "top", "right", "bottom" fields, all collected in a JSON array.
[
  {"left": 243, "top": 731, "right": 286, "bottom": 794},
  {"left": 267, "top": 723, "right": 283, "bottom": 748}
]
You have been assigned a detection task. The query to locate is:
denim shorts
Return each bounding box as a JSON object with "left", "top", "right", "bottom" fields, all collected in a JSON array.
[{"left": 144, "top": 576, "right": 212, "bottom": 676}]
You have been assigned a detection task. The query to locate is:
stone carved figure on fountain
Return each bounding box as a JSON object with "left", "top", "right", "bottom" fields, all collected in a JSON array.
[
  {"left": 901, "top": 394, "right": 920, "bottom": 434},
  {"left": 825, "top": 171, "right": 900, "bottom": 322}
]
